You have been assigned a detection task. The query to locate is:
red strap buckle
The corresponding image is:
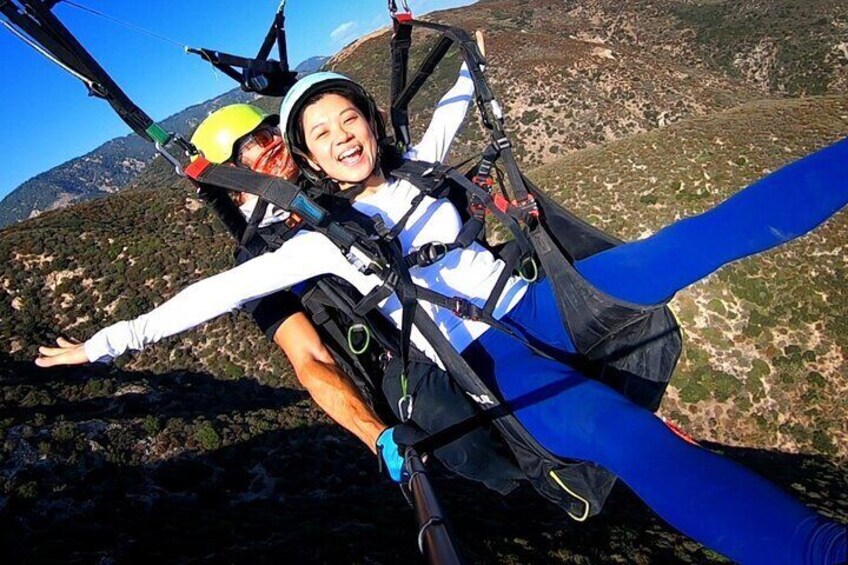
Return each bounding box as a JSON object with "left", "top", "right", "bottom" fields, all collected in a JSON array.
[
  {"left": 492, "top": 194, "right": 510, "bottom": 214},
  {"left": 184, "top": 156, "right": 212, "bottom": 180},
  {"left": 395, "top": 12, "right": 414, "bottom": 22},
  {"left": 472, "top": 175, "right": 494, "bottom": 189}
]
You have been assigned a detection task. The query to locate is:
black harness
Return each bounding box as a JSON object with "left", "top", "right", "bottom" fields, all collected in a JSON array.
[{"left": 3, "top": 0, "right": 682, "bottom": 522}]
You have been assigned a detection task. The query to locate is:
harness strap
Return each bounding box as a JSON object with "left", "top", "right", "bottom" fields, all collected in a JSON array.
[
  {"left": 390, "top": 19, "right": 414, "bottom": 148},
  {"left": 185, "top": 158, "right": 379, "bottom": 262},
  {"left": 388, "top": 190, "right": 429, "bottom": 240},
  {"left": 240, "top": 199, "right": 269, "bottom": 248},
  {"left": 354, "top": 271, "right": 398, "bottom": 316},
  {"left": 483, "top": 242, "right": 522, "bottom": 314}
]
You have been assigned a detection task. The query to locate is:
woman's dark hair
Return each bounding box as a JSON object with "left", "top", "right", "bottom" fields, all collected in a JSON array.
[{"left": 287, "top": 82, "right": 403, "bottom": 187}]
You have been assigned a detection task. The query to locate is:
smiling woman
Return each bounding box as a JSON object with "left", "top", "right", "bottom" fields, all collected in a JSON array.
[
  {"left": 19, "top": 1, "right": 847, "bottom": 562},
  {"left": 301, "top": 93, "right": 381, "bottom": 187},
  {"left": 0, "top": 0, "right": 479, "bottom": 204}
]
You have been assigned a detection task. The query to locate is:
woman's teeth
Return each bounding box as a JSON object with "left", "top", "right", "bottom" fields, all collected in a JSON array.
[{"left": 338, "top": 146, "right": 363, "bottom": 163}]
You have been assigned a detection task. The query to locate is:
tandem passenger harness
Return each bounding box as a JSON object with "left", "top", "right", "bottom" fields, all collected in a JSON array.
[{"left": 3, "top": 0, "right": 683, "bottom": 545}]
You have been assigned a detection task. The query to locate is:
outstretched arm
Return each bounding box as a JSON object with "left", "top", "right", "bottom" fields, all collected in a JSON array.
[
  {"left": 275, "top": 314, "right": 387, "bottom": 452},
  {"left": 36, "top": 231, "right": 342, "bottom": 366}
]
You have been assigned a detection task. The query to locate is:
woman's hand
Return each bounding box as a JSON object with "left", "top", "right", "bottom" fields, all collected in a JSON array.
[{"left": 35, "top": 337, "right": 89, "bottom": 368}]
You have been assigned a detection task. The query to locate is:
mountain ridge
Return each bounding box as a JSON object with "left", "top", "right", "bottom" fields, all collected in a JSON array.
[{"left": 0, "top": 56, "right": 329, "bottom": 228}]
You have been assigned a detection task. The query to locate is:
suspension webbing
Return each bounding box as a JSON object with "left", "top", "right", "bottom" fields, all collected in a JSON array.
[
  {"left": 1, "top": 0, "right": 193, "bottom": 169},
  {"left": 388, "top": 13, "right": 537, "bottom": 213},
  {"left": 186, "top": 1, "right": 297, "bottom": 96}
]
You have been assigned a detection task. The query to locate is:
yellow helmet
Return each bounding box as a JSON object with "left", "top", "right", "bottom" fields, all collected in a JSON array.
[{"left": 190, "top": 104, "right": 279, "bottom": 163}]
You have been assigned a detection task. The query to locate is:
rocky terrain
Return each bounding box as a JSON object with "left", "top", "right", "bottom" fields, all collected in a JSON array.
[{"left": 1, "top": 0, "right": 846, "bottom": 563}]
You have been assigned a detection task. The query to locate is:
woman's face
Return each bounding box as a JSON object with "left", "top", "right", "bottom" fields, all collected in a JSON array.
[{"left": 301, "top": 93, "right": 378, "bottom": 188}]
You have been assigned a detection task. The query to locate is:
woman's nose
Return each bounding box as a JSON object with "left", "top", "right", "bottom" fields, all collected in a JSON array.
[{"left": 334, "top": 127, "right": 354, "bottom": 145}]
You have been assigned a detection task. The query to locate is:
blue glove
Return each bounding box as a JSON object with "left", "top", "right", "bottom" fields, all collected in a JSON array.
[{"left": 376, "top": 427, "right": 406, "bottom": 482}]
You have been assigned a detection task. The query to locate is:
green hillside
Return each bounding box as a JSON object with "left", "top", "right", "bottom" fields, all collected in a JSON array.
[
  {"left": 529, "top": 94, "right": 848, "bottom": 458},
  {"left": 1, "top": 0, "right": 846, "bottom": 562},
  {"left": 1, "top": 93, "right": 845, "bottom": 564}
]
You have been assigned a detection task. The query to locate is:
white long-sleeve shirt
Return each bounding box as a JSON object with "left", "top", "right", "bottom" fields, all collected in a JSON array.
[{"left": 85, "top": 67, "right": 528, "bottom": 368}]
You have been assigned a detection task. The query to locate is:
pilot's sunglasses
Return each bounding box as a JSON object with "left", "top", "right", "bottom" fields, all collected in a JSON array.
[{"left": 235, "top": 126, "right": 281, "bottom": 163}]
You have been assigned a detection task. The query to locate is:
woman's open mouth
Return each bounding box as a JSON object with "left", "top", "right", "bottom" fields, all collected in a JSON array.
[{"left": 338, "top": 145, "right": 364, "bottom": 167}]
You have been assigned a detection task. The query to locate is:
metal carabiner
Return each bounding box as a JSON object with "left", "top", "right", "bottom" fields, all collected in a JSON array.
[
  {"left": 518, "top": 256, "right": 539, "bottom": 283},
  {"left": 347, "top": 323, "right": 371, "bottom": 355},
  {"left": 155, "top": 141, "right": 185, "bottom": 177},
  {"left": 397, "top": 394, "right": 414, "bottom": 422}
]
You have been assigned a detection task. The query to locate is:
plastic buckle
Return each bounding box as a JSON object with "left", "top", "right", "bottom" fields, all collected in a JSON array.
[
  {"left": 514, "top": 194, "right": 540, "bottom": 218},
  {"left": 472, "top": 175, "right": 494, "bottom": 189},
  {"left": 371, "top": 214, "right": 392, "bottom": 240},
  {"left": 385, "top": 269, "right": 400, "bottom": 291},
  {"left": 469, "top": 198, "right": 487, "bottom": 219},
  {"left": 366, "top": 260, "right": 388, "bottom": 277},
  {"left": 494, "top": 136, "right": 511, "bottom": 150},
  {"left": 416, "top": 242, "right": 448, "bottom": 267},
  {"left": 284, "top": 212, "right": 302, "bottom": 229},
  {"left": 451, "top": 297, "right": 478, "bottom": 321}
]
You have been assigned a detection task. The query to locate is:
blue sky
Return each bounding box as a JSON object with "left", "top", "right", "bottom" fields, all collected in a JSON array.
[{"left": 0, "top": 0, "right": 476, "bottom": 199}]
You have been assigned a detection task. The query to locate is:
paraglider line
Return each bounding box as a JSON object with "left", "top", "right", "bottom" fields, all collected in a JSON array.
[
  {"left": 2, "top": 19, "right": 98, "bottom": 89},
  {"left": 62, "top": 0, "right": 188, "bottom": 51}
]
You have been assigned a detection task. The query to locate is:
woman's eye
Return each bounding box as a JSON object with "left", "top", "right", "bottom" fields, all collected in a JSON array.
[
  {"left": 315, "top": 131, "right": 327, "bottom": 139},
  {"left": 345, "top": 116, "right": 357, "bottom": 124}
]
